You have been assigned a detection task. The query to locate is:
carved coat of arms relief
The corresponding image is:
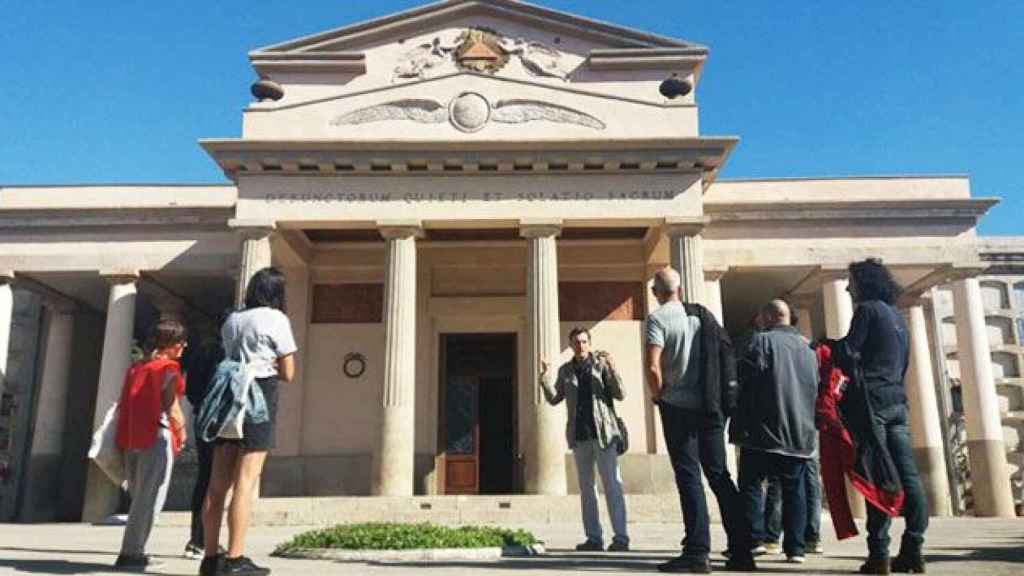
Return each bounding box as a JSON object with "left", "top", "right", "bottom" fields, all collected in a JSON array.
[{"left": 392, "top": 27, "right": 573, "bottom": 82}]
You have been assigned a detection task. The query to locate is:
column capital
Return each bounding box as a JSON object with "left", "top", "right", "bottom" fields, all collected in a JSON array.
[
  {"left": 663, "top": 216, "right": 709, "bottom": 237},
  {"left": 377, "top": 220, "right": 423, "bottom": 240},
  {"left": 787, "top": 292, "right": 818, "bottom": 311},
  {"left": 818, "top": 266, "right": 849, "bottom": 283},
  {"left": 0, "top": 271, "right": 14, "bottom": 285},
  {"left": 519, "top": 218, "right": 562, "bottom": 239},
  {"left": 99, "top": 270, "right": 140, "bottom": 285},
  {"left": 898, "top": 296, "right": 930, "bottom": 310},
  {"left": 228, "top": 218, "right": 276, "bottom": 240},
  {"left": 704, "top": 266, "right": 729, "bottom": 282}
]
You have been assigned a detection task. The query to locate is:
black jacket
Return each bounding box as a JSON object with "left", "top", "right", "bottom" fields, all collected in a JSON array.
[
  {"left": 833, "top": 300, "right": 910, "bottom": 410},
  {"left": 682, "top": 302, "right": 738, "bottom": 419}
]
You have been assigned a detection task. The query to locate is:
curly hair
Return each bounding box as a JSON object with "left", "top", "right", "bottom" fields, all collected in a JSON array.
[{"left": 848, "top": 258, "right": 902, "bottom": 304}]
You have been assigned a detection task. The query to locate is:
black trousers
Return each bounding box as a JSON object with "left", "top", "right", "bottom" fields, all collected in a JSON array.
[
  {"left": 188, "top": 427, "right": 214, "bottom": 547},
  {"left": 659, "top": 403, "right": 752, "bottom": 558}
]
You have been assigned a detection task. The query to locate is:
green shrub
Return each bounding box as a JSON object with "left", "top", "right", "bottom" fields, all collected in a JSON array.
[{"left": 275, "top": 522, "right": 537, "bottom": 554}]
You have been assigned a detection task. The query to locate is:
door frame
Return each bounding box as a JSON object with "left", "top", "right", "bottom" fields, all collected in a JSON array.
[{"left": 435, "top": 328, "right": 520, "bottom": 495}]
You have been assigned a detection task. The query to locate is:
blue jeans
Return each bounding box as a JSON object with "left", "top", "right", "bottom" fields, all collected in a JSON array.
[
  {"left": 763, "top": 455, "right": 822, "bottom": 544},
  {"left": 659, "top": 404, "right": 752, "bottom": 558},
  {"left": 740, "top": 448, "right": 810, "bottom": 557},
  {"left": 866, "top": 404, "right": 929, "bottom": 559}
]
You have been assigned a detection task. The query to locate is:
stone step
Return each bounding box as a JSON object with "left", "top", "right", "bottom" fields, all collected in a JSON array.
[{"left": 156, "top": 494, "right": 709, "bottom": 527}]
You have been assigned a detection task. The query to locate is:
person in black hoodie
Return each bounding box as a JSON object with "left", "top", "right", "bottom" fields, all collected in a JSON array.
[
  {"left": 833, "top": 259, "right": 928, "bottom": 575},
  {"left": 180, "top": 316, "right": 227, "bottom": 560}
]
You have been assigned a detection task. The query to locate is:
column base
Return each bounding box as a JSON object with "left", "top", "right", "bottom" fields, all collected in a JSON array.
[
  {"left": 81, "top": 465, "right": 121, "bottom": 523},
  {"left": 966, "top": 439, "right": 1016, "bottom": 517},
  {"left": 912, "top": 445, "right": 953, "bottom": 517}
]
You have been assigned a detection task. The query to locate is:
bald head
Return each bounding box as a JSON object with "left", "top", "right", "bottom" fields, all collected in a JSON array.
[
  {"left": 760, "top": 299, "right": 791, "bottom": 328},
  {"left": 653, "top": 267, "right": 681, "bottom": 303}
]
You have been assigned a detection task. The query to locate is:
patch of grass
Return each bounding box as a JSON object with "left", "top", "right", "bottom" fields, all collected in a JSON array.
[{"left": 275, "top": 522, "right": 538, "bottom": 554}]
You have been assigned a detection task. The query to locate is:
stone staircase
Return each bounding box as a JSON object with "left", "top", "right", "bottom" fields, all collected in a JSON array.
[{"left": 156, "top": 494, "right": 713, "bottom": 527}]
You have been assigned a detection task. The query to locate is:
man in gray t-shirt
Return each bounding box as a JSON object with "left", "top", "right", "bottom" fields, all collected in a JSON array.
[
  {"left": 646, "top": 299, "right": 703, "bottom": 410},
  {"left": 644, "top": 267, "right": 755, "bottom": 572}
]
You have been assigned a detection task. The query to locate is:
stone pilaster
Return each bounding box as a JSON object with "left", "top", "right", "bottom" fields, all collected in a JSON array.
[
  {"left": 83, "top": 271, "right": 139, "bottom": 522},
  {"left": 702, "top": 267, "right": 737, "bottom": 474},
  {"left": 820, "top": 272, "right": 866, "bottom": 518},
  {"left": 952, "top": 278, "right": 1015, "bottom": 517},
  {"left": 704, "top": 267, "right": 728, "bottom": 325},
  {"left": 371, "top": 223, "right": 420, "bottom": 496},
  {"left": 0, "top": 272, "right": 13, "bottom": 398},
  {"left": 666, "top": 219, "right": 706, "bottom": 304},
  {"left": 521, "top": 220, "right": 567, "bottom": 495},
  {"left": 903, "top": 302, "right": 953, "bottom": 517},
  {"left": 22, "top": 298, "right": 76, "bottom": 521},
  {"left": 231, "top": 220, "right": 275, "bottom": 308}
]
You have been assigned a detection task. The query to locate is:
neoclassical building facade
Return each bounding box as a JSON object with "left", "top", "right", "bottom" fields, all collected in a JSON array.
[{"left": 0, "top": 0, "right": 1018, "bottom": 522}]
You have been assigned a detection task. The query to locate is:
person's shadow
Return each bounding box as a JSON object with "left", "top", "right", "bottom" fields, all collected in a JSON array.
[{"left": 0, "top": 558, "right": 113, "bottom": 574}]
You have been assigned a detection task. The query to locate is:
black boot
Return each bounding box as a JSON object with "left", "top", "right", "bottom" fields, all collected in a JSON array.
[
  {"left": 859, "top": 557, "right": 891, "bottom": 575},
  {"left": 891, "top": 553, "right": 926, "bottom": 573}
]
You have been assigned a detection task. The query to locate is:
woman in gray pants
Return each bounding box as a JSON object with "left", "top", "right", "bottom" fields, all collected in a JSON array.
[{"left": 540, "top": 327, "right": 629, "bottom": 552}]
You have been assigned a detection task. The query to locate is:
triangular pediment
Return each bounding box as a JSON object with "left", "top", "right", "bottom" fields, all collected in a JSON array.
[{"left": 254, "top": 0, "right": 703, "bottom": 54}]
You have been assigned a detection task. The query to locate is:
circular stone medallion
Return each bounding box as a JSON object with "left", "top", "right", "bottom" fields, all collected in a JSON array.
[{"left": 448, "top": 92, "right": 491, "bottom": 133}]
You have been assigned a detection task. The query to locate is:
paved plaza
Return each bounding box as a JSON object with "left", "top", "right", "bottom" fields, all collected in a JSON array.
[{"left": 0, "top": 518, "right": 1021, "bottom": 575}]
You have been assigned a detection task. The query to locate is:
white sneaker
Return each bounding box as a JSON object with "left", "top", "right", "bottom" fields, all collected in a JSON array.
[
  {"left": 807, "top": 541, "right": 824, "bottom": 554},
  {"left": 750, "top": 544, "right": 768, "bottom": 557},
  {"left": 763, "top": 542, "right": 782, "bottom": 555},
  {"left": 183, "top": 543, "right": 204, "bottom": 560},
  {"left": 787, "top": 555, "right": 806, "bottom": 564}
]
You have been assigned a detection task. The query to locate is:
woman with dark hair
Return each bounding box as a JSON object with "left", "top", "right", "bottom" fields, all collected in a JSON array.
[
  {"left": 200, "top": 268, "right": 297, "bottom": 576},
  {"left": 833, "top": 258, "right": 928, "bottom": 574}
]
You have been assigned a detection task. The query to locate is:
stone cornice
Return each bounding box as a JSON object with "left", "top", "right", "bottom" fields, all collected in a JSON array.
[
  {"left": 255, "top": 0, "right": 700, "bottom": 54},
  {"left": 201, "top": 137, "right": 736, "bottom": 190},
  {"left": 705, "top": 198, "right": 999, "bottom": 222},
  {"left": 250, "top": 51, "right": 367, "bottom": 76},
  {"left": 0, "top": 207, "right": 234, "bottom": 232}
]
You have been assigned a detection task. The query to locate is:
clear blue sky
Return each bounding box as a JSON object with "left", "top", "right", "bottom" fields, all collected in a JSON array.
[{"left": 2, "top": 1, "right": 1020, "bottom": 235}]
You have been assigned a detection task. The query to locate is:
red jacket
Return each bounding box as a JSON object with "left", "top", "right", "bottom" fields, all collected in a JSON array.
[{"left": 816, "top": 344, "right": 903, "bottom": 540}]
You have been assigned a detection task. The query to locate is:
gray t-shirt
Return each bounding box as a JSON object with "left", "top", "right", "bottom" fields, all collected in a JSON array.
[
  {"left": 221, "top": 307, "right": 298, "bottom": 378},
  {"left": 645, "top": 301, "right": 703, "bottom": 410}
]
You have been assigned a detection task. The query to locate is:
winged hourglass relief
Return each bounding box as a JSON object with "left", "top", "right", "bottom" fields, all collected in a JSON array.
[
  {"left": 330, "top": 92, "right": 605, "bottom": 133},
  {"left": 392, "top": 27, "right": 575, "bottom": 82}
]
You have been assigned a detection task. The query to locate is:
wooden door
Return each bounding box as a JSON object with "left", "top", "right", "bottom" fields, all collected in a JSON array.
[{"left": 443, "top": 371, "right": 479, "bottom": 494}]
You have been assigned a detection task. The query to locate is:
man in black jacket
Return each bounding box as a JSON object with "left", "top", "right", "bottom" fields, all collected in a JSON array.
[
  {"left": 645, "top": 267, "right": 754, "bottom": 573},
  {"left": 735, "top": 300, "right": 818, "bottom": 564}
]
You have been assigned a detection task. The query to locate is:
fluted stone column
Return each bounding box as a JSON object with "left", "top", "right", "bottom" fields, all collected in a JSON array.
[
  {"left": 372, "top": 224, "right": 420, "bottom": 496},
  {"left": 83, "top": 272, "right": 139, "bottom": 522},
  {"left": 667, "top": 219, "right": 706, "bottom": 304},
  {"left": 903, "top": 303, "right": 953, "bottom": 516},
  {"left": 522, "top": 221, "right": 567, "bottom": 495},
  {"left": 952, "top": 278, "right": 1015, "bottom": 517},
  {"left": 822, "top": 275, "right": 867, "bottom": 518},
  {"left": 0, "top": 272, "right": 13, "bottom": 398},
  {"left": 232, "top": 221, "right": 275, "bottom": 307}
]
